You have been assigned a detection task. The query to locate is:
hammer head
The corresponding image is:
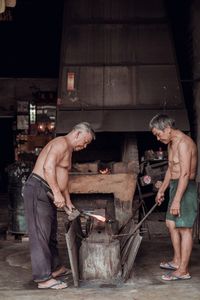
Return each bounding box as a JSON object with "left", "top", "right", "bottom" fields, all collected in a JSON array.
[{"left": 67, "top": 208, "right": 81, "bottom": 221}]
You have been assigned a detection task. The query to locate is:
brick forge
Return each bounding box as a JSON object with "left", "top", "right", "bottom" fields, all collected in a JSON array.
[
  {"left": 68, "top": 172, "right": 137, "bottom": 228},
  {"left": 59, "top": 137, "right": 139, "bottom": 282},
  {"left": 63, "top": 169, "right": 138, "bottom": 283},
  {"left": 57, "top": 134, "right": 139, "bottom": 247}
]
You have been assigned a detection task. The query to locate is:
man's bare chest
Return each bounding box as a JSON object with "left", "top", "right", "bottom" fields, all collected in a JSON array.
[
  {"left": 168, "top": 146, "right": 180, "bottom": 166},
  {"left": 58, "top": 154, "right": 72, "bottom": 169}
]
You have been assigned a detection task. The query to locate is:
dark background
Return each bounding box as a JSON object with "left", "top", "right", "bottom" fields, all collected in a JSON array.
[
  {"left": 0, "top": 0, "right": 64, "bottom": 78},
  {"left": 0, "top": 0, "right": 193, "bottom": 81}
]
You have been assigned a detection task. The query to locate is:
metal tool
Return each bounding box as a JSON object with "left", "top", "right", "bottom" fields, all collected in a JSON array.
[
  {"left": 113, "top": 202, "right": 158, "bottom": 238},
  {"left": 47, "top": 191, "right": 81, "bottom": 220},
  {"left": 47, "top": 191, "right": 106, "bottom": 222}
]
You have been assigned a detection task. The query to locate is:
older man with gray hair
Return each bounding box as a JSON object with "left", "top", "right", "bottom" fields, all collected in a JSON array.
[
  {"left": 149, "top": 114, "right": 197, "bottom": 281},
  {"left": 23, "top": 122, "right": 95, "bottom": 289}
]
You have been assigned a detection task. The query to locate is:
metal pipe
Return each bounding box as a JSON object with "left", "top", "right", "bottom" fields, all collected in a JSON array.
[{"left": 113, "top": 203, "right": 158, "bottom": 238}]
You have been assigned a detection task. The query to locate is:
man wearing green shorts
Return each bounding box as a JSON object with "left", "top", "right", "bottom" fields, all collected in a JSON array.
[
  {"left": 149, "top": 114, "right": 198, "bottom": 281},
  {"left": 167, "top": 180, "right": 197, "bottom": 228}
]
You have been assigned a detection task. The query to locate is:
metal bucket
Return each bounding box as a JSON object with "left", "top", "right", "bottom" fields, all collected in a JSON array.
[
  {"left": 8, "top": 185, "right": 27, "bottom": 234},
  {"left": 7, "top": 161, "right": 33, "bottom": 235}
]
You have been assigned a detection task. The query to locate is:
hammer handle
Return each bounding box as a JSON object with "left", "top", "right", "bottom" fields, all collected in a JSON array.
[{"left": 46, "top": 191, "right": 71, "bottom": 215}]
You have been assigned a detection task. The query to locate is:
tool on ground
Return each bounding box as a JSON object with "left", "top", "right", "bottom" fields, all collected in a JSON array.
[{"left": 47, "top": 191, "right": 106, "bottom": 222}]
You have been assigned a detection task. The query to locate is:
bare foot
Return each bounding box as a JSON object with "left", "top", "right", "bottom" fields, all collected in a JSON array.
[
  {"left": 38, "top": 278, "right": 68, "bottom": 289},
  {"left": 52, "top": 266, "right": 67, "bottom": 278}
]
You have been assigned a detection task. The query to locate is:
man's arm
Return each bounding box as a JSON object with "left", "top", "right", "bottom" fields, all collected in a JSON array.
[
  {"left": 156, "top": 167, "right": 171, "bottom": 205},
  {"left": 170, "top": 141, "right": 191, "bottom": 216},
  {"left": 62, "top": 173, "right": 75, "bottom": 211}
]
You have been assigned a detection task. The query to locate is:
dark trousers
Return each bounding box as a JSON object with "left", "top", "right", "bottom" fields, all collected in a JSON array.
[{"left": 23, "top": 174, "right": 61, "bottom": 282}]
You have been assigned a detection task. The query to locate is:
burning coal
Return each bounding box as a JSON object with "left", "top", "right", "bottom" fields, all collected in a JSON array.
[{"left": 99, "top": 168, "right": 110, "bottom": 174}]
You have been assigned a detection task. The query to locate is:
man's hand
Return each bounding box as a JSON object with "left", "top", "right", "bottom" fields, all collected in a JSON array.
[
  {"left": 66, "top": 199, "right": 75, "bottom": 212},
  {"left": 53, "top": 194, "right": 66, "bottom": 208},
  {"left": 170, "top": 201, "right": 180, "bottom": 217},
  {"left": 155, "top": 190, "right": 165, "bottom": 206}
]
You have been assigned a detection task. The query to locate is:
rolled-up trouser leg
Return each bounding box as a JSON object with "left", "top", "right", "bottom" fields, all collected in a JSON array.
[{"left": 23, "top": 179, "right": 57, "bottom": 282}]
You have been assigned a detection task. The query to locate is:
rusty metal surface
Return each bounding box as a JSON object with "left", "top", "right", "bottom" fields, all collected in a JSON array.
[
  {"left": 79, "top": 237, "right": 122, "bottom": 280},
  {"left": 56, "top": 109, "right": 190, "bottom": 133},
  {"left": 59, "top": 65, "right": 182, "bottom": 109},
  {"left": 57, "top": 0, "right": 189, "bottom": 133},
  {"left": 122, "top": 233, "right": 142, "bottom": 281},
  {"left": 65, "top": 0, "right": 166, "bottom": 21},
  {"left": 62, "top": 24, "right": 173, "bottom": 65},
  {"left": 65, "top": 219, "right": 83, "bottom": 287}
]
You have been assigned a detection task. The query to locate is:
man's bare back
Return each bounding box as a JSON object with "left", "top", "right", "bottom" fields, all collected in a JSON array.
[
  {"left": 32, "top": 123, "right": 94, "bottom": 209},
  {"left": 33, "top": 136, "right": 72, "bottom": 192}
]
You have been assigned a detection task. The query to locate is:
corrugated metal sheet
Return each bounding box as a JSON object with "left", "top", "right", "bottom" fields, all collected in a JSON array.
[
  {"left": 57, "top": 0, "right": 188, "bottom": 132},
  {"left": 63, "top": 24, "right": 173, "bottom": 65},
  {"left": 65, "top": 0, "right": 166, "bottom": 21},
  {"left": 56, "top": 109, "right": 190, "bottom": 133},
  {"left": 60, "top": 66, "right": 182, "bottom": 108}
]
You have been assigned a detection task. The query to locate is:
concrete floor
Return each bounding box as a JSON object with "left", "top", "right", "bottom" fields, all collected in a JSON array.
[{"left": 0, "top": 233, "right": 200, "bottom": 300}]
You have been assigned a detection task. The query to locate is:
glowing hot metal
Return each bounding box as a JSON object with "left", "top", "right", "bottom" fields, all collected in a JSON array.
[{"left": 84, "top": 212, "right": 106, "bottom": 222}]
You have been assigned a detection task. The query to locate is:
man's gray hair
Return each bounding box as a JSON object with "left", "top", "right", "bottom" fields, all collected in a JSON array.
[
  {"left": 73, "top": 122, "right": 96, "bottom": 140},
  {"left": 149, "top": 114, "right": 176, "bottom": 131}
]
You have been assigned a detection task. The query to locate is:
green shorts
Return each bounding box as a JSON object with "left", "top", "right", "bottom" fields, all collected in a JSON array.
[{"left": 166, "top": 179, "right": 198, "bottom": 228}]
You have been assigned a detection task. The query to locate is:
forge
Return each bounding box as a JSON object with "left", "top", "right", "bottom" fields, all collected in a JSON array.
[
  {"left": 56, "top": 133, "right": 140, "bottom": 285},
  {"left": 56, "top": 0, "right": 190, "bottom": 286},
  {"left": 69, "top": 172, "right": 137, "bottom": 228},
  {"left": 63, "top": 160, "right": 139, "bottom": 286}
]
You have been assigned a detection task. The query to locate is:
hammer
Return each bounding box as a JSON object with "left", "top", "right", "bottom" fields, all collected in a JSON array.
[
  {"left": 47, "top": 191, "right": 106, "bottom": 222},
  {"left": 47, "top": 191, "right": 81, "bottom": 221}
]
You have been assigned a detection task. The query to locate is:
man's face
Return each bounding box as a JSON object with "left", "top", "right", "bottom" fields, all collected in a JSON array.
[
  {"left": 74, "top": 131, "right": 93, "bottom": 151},
  {"left": 152, "top": 127, "right": 171, "bottom": 144}
]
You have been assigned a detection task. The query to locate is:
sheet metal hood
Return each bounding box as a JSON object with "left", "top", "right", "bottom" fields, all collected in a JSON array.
[{"left": 56, "top": 0, "right": 189, "bottom": 133}]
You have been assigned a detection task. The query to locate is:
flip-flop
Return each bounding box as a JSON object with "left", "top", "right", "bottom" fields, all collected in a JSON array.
[
  {"left": 161, "top": 273, "right": 191, "bottom": 281},
  {"left": 160, "top": 261, "right": 178, "bottom": 270},
  {"left": 38, "top": 280, "right": 68, "bottom": 289}
]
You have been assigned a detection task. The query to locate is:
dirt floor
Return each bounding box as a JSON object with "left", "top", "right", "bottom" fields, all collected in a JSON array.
[{"left": 0, "top": 232, "right": 200, "bottom": 300}]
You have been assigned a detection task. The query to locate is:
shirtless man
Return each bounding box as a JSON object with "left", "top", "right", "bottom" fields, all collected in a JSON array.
[
  {"left": 149, "top": 114, "right": 198, "bottom": 281},
  {"left": 23, "top": 122, "right": 95, "bottom": 289}
]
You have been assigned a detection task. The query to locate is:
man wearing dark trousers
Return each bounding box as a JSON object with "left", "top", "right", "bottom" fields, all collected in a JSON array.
[{"left": 23, "top": 122, "right": 95, "bottom": 289}]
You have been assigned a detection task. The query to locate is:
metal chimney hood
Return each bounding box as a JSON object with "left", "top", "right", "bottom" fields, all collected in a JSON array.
[{"left": 56, "top": 0, "right": 189, "bottom": 133}]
